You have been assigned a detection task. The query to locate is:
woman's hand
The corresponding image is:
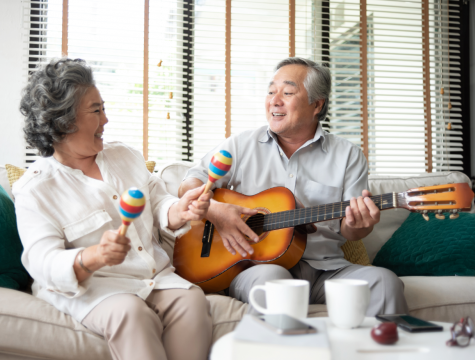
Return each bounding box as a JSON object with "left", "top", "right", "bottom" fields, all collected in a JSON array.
[
  {"left": 95, "top": 229, "right": 132, "bottom": 266},
  {"left": 74, "top": 229, "right": 131, "bottom": 283},
  {"left": 168, "top": 184, "right": 212, "bottom": 230}
]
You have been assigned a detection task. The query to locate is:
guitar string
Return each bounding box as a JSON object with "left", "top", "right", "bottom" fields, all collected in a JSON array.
[
  {"left": 244, "top": 193, "right": 400, "bottom": 229},
  {"left": 243, "top": 193, "right": 398, "bottom": 228}
]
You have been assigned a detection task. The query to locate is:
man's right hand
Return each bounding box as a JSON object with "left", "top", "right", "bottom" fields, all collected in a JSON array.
[{"left": 207, "top": 201, "right": 259, "bottom": 257}]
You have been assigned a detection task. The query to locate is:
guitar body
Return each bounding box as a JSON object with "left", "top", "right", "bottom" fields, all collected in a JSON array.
[{"left": 173, "top": 187, "right": 307, "bottom": 293}]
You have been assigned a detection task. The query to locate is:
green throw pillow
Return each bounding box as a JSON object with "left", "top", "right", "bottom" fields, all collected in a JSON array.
[
  {"left": 373, "top": 211, "right": 475, "bottom": 277},
  {"left": 0, "top": 184, "right": 30, "bottom": 290}
]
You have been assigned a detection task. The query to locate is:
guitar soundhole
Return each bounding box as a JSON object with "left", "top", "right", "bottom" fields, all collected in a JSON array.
[{"left": 243, "top": 208, "right": 270, "bottom": 244}]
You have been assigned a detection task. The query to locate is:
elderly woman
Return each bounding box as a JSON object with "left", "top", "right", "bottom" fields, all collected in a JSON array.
[{"left": 14, "top": 58, "right": 213, "bottom": 360}]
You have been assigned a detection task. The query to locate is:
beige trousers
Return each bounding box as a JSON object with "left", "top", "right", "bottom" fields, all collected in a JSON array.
[{"left": 82, "top": 287, "right": 212, "bottom": 360}]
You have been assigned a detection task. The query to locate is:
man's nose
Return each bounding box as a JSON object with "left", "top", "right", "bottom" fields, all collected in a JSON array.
[{"left": 270, "top": 94, "right": 283, "bottom": 106}]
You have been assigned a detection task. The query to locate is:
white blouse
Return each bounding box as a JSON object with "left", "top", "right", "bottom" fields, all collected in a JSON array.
[{"left": 13, "top": 142, "right": 193, "bottom": 322}]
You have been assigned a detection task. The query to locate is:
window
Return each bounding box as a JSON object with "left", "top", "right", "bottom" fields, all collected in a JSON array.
[{"left": 22, "top": 0, "right": 467, "bottom": 175}]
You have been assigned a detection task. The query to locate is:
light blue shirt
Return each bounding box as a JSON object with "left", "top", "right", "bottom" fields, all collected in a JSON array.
[{"left": 184, "top": 123, "right": 368, "bottom": 270}]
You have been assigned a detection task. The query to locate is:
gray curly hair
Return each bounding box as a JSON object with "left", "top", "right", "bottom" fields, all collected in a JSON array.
[
  {"left": 20, "top": 58, "right": 95, "bottom": 157},
  {"left": 274, "top": 57, "right": 331, "bottom": 122}
]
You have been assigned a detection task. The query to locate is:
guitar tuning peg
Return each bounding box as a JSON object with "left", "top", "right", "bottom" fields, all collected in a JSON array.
[
  {"left": 435, "top": 214, "right": 445, "bottom": 220},
  {"left": 450, "top": 213, "right": 459, "bottom": 220},
  {"left": 422, "top": 213, "right": 429, "bottom": 221}
]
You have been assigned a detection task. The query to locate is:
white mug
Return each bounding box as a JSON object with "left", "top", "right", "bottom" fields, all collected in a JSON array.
[
  {"left": 324, "top": 279, "right": 370, "bottom": 329},
  {"left": 249, "top": 279, "right": 309, "bottom": 319}
]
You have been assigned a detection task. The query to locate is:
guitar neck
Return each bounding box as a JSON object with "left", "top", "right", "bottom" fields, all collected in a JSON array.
[{"left": 262, "top": 192, "right": 404, "bottom": 231}]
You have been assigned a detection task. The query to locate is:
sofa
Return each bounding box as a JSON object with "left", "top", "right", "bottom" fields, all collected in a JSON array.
[{"left": 1, "top": 161, "right": 474, "bottom": 360}]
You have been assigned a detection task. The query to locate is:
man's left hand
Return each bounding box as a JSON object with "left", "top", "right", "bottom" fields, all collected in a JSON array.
[{"left": 341, "top": 189, "right": 380, "bottom": 241}]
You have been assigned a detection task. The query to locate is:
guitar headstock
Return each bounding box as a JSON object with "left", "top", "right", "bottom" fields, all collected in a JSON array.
[{"left": 399, "top": 183, "right": 474, "bottom": 220}]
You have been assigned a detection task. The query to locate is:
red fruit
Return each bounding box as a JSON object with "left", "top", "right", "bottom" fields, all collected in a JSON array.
[{"left": 371, "top": 322, "right": 399, "bottom": 345}]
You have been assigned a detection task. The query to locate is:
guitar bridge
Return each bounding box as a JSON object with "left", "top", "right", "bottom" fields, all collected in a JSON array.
[{"left": 200, "top": 220, "right": 214, "bottom": 257}]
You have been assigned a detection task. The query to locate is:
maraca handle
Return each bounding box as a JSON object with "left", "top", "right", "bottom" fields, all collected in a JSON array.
[
  {"left": 119, "top": 224, "right": 129, "bottom": 236},
  {"left": 199, "top": 181, "right": 213, "bottom": 201}
]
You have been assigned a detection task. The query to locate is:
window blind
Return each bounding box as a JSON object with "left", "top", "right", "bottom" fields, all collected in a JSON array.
[
  {"left": 229, "top": 0, "right": 290, "bottom": 136},
  {"left": 296, "top": 0, "right": 363, "bottom": 145},
  {"left": 148, "top": 0, "right": 191, "bottom": 165},
  {"left": 366, "top": 0, "right": 427, "bottom": 174},
  {"left": 191, "top": 0, "right": 226, "bottom": 161},
  {"left": 23, "top": 0, "right": 61, "bottom": 166},
  {"left": 22, "top": 0, "right": 189, "bottom": 168},
  {"left": 21, "top": 0, "right": 467, "bottom": 175},
  {"left": 428, "top": 0, "right": 463, "bottom": 172}
]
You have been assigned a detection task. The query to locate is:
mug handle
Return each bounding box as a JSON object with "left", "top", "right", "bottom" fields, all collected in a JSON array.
[{"left": 249, "top": 285, "right": 270, "bottom": 314}]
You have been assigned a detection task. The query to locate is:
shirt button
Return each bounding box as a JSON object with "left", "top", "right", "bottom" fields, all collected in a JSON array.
[
  {"left": 289, "top": 174, "right": 294, "bottom": 178},
  {"left": 113, "top": 195, "right": 118, "bottom": 200},
  {"left": 34, "top": 170, "right": 39, "bottom": 174},
  {"left": 149, "top": 282, "right": 153, "bottom": 286},
  {"left": 280, "top": 152, "right": 283, "bottom": 156},
  {"left": 310, "top": 144, "right": 313, "bottom": 147},
  {"left": 138, "top": 246, "right": 143, "bottom": 251},
  {"left": 153, "top": 269, "right": 156, "bottom": 273}
]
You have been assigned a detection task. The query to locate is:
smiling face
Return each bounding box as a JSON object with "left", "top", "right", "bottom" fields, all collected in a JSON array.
[
  {"left": 54, "top": 86, "right": 108, "bottom": 160},
  {"left": 265, "top": 64, "right": 323, "bottom": 139}
]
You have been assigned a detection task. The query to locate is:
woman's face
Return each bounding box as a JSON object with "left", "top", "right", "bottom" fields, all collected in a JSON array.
[{"left": 56, "top": 86, "right": 108, "bottom": 159}]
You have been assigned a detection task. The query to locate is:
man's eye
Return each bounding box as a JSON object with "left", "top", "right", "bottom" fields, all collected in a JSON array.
[{"left": 284, "top": 93, "right": 293, "bottom": 95}]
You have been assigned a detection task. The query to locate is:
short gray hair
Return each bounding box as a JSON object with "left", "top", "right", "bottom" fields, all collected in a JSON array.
[
  {"left": 274, "top": 57, "right": 331, "bottom": 122},
  {"left": 20, "top": 58, "right": 95, "bottom": 157}
]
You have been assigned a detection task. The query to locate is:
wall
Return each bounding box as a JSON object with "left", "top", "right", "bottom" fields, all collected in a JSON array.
[
  {"left": 471, "top": 0, "right": 475, "bottom": 177},
  {"left": 0, "top": 0, "right": 25, "bottom": 167}
]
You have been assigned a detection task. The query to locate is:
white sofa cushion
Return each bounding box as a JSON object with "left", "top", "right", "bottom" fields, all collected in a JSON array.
[
  {"left": 158, "top": 161, "right": 194, "bottom": 197},
  {"left": 401, "top": 276, "right": 475, "bottom": 323}
]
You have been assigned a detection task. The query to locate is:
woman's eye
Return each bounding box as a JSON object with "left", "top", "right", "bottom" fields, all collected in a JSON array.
[{"left": 285, "top": 93, "right": 293, "bottom": 95}]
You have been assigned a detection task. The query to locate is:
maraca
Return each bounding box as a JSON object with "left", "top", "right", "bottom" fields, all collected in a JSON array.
[
  {"left": 202, "top": 150, "right": 233, "bottom": 196},
  {"left": 119, "top": 187, "right": 146, "bottom": 236}
]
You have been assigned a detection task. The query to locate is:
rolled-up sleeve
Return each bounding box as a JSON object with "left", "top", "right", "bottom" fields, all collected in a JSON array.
[
  {"left": 15, "top": 192, "right": 87, "bottom": 298},
  {"left": 148, "top": 174, "right": 191, "bottom": 238}
]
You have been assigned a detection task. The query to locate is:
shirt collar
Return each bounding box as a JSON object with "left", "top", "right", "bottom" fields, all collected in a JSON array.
[{"left": 258, "top": 122, "right": 327, "bottom": 153}]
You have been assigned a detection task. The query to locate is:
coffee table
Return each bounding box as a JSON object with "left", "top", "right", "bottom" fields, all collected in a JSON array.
[{"left": 210, "top": 317, "right": 475, "bottom": 359}]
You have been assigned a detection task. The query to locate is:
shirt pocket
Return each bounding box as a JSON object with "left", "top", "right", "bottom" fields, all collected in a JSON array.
[
  {"left": 300, "top": 180, "right": 343, "bottom": 232},
  {"left": 63, "top": 210, "right": 113, "bottom": 246}
]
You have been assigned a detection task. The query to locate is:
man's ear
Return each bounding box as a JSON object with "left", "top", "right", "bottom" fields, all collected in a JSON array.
[{"left": 313, "top": 99, "right": 325, "bottom": 117}]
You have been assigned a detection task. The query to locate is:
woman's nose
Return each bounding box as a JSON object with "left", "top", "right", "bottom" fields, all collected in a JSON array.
[{"left": 101, "top": 112, "right": 109, "bottom": 125}]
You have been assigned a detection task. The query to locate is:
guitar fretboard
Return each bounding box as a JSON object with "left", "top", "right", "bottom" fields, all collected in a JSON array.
[{"left": 261, "top": 193, "right": 397, "bottom": 231}]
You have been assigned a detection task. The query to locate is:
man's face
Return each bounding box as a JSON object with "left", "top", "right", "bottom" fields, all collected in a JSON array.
[{"left": 265, "top": 64, "right": 323, "bottom": 139}]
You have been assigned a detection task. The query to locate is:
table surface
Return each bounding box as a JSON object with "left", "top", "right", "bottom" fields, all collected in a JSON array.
[{"left": 210, "top": 317, "right": 475, "bottom": 360}]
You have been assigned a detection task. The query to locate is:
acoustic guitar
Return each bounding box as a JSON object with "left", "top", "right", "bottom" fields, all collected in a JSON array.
[{"left": 173, "top": 183, "right": 474, "bottom": 293}]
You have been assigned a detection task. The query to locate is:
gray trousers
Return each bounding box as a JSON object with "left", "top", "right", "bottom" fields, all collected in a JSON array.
[{"left": 228, "top": 261, "right": 409, "bottom": 316}]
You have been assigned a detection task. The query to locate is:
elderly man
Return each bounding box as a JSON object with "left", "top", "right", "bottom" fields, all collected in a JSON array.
[{"left": 178, "top": 57, "right": 408, "bottom": 315}]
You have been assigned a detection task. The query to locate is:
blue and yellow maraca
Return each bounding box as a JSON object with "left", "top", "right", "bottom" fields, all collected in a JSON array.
[
  {"left": 202, "top": 150, "right": 233, "bottom": 195},
  {"left": 119, "top": 188, "right": 146, "bottom": 236}
]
